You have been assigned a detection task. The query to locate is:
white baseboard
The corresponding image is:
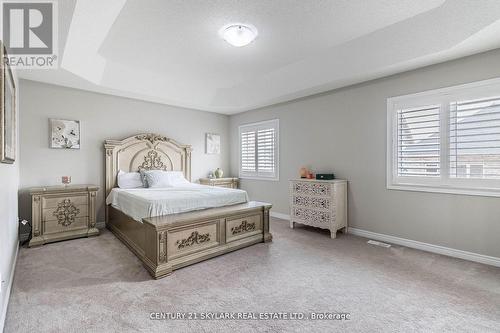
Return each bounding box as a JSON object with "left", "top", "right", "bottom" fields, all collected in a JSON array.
[
  {"left": 348, "top": 227, "right": 500, "bottom": 268},
  {"left": 270, "top": 212, "right": 290, "bottom": 220},
  {"left": 268, "top": 212, "right": 500, "bottom": 267},
  {"left": 0, "top": 243, "right": 19, "bottom": 333}
]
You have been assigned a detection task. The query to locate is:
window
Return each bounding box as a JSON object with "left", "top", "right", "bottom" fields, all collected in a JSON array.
[
  {"left": 387, "top": 78, "right": 500, "bottom": 197},
  {"left": 239, "top": 119, "right": 279, "bottom": 180}
]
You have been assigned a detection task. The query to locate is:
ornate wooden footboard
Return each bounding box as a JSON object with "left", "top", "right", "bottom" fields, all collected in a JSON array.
[{"left": 107, "top": 201, "right": 272, "bottom": 279}]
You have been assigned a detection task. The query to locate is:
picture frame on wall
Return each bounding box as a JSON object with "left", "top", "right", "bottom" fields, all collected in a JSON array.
[
  {"left": 50, "top": 119, "right": 81, "bottom": 149},
  {"left": 205, "top": 133, "right": 221, "bottom": 154},
  {"left": 0, "top": 41, "right": 16, "bottom": 164}
]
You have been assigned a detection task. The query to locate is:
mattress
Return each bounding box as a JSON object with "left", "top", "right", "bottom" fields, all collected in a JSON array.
[{"left": 106, "top": 184, "right": 249, "bottom": 222}]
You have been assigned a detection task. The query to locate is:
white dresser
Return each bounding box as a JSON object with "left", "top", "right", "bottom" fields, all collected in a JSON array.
[{"left": 289, "top": 179, "right": 347, "bottom": 238}]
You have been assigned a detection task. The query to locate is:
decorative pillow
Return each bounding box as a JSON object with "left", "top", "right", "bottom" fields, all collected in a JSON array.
[
  {"left": 117, "top": 170, "right": 145, "bottom": 189},
  {"left": 139, "top": 169, "right": 149, "bottom": 187},
  {"left": 143, "top": 170, "right": 190, "bottom": 188}
]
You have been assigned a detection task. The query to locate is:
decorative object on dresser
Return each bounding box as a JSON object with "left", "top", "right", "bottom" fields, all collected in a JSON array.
[
  {"left": 205, "top": 133, "right": 221, "bottom": 154},
  {"left": 199, "top": 177, "right": 239, "bottom": 189},
  {"left": 0, "top": 41, "right": 16, "bottom": 164},
  {"left": 289, "top": 179, "right": 347, "bottom": 239},
  {"left": 61, "top": 176, "right": 72, "bottom": 185},
  {"left": 50, "top": 118, "right": 81, "bottom": 149},
  {"left": 29, "top": 184, "right": 99, "bottom": 247},
  {"left": 214, "top": 167, "right": 224, "bottom": 178},
  {"left": 299, "top": 167, "right": 314, "bottom": 179},
  {"left": 316, "top": 173, "right": 334, "bottom": 180}
]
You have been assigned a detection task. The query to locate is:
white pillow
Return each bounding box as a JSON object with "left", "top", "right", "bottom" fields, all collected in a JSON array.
[
  {"left": 168, "top": 171, "right": 191, "bottom": 187},
  {"left": 117, "top": 170, "right": 145, "bottom": 189},
  {"left": 143, "top": 170, "right": 190, "bottom": 188}
]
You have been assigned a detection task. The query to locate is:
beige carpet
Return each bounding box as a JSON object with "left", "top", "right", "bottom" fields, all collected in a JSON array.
[{"left": 5, "top": 218, "right": 500, "bottom": 333}]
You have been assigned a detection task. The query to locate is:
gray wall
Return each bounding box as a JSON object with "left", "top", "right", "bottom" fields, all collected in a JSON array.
[
  {"left": 19, "top": 80, "right": 230, "bottom": 223},
  {"left": 229, "top": 49, "right": 500, "bottom": 258},
  {"left": 0, "top": 72, "right": 19, "bottom": 331}
]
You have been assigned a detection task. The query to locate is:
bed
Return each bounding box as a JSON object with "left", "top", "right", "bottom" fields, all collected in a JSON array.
[{"left": 104, "top": 133, "right": 272, "bottom": 279}]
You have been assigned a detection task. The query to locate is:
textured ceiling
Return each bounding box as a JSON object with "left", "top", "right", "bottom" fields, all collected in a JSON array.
[{"left": 18, "top": 0, "right": 500, "bottom": 114}]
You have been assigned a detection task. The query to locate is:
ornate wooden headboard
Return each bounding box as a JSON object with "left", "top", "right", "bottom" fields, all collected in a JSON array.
[{"left": 104, "top": 133, "right": 192, "bottom": 196}]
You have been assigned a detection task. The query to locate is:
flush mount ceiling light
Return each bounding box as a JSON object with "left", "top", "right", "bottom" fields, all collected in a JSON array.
[{"left": 219, "top": 23, "right": 258, "bottom": 47}]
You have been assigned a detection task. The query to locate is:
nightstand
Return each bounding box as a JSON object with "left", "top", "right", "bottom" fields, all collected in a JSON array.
[
  {"left": 29, "top": 184, "right": 99, "bottom": 247},
  {"left": 199, "top": 177, "right": 239, "bottom": 189}
]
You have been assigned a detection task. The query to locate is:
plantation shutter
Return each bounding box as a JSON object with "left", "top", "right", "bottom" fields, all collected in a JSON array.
[
  {"left": 397, "top": 105, "right": 441, "bottom": 177},
  {"left": 257, "top": 128, "right": 276, "bottom": 174},
  {"left": 240, "top": 131, "right": 256, "bottom": 173},
  {"left": 449, "top": 96, "right": 500, "bottom": 179},
  {"left": 239, "top": 119, "right": 279, "bottom": 179}
]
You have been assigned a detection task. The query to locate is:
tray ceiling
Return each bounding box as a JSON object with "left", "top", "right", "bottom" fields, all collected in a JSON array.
[{"left": 18, "top": 0, "right": 500, "bottom": 114}]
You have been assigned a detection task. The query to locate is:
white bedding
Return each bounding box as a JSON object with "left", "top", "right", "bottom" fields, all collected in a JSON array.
[{"left": 106, "top": 184, "right": 249, "bottom": 222}]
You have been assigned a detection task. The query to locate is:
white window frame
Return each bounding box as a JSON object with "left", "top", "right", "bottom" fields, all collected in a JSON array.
[
  {"left": 387, "top": 77, "right": 500, "bottom": 197},
  {"left": 238, "top": 119, "right": 279, "bottom": 181}
]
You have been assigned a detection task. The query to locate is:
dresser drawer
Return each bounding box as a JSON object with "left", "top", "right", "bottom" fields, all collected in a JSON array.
[
  {"left": 42, "top": 194, "right": 88, "bottom": 209},
  {"left": 216, "top": 183, "right": 234, "bottom": 188},
  {"left": 292, "top": 195, "right": 333, "bottom": 210},
  {"left": 292, "top": 207, "right": 333, "bottom": 225},
  {"left": 292, "top": 182, "right": 331, "bottom": 197},
  {"left": 226, "top": 214, "right": 262, "bottom": 243},
  {"left": 44, "top": 216, "right": 89, "bottom": 234},
  {"left": 43, "top": 203, "right": 88, "bottom": 222}
]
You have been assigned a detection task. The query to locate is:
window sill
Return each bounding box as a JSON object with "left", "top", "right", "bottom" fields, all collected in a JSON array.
[
  {"left": 239, "top": 176, "right": 280, "bottom": 182},
  {"left": 387, "top": 183, "right": 500, "bottom": 198}
]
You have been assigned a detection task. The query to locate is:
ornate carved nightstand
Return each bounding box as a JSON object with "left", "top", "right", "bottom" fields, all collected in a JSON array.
[
  {"left": 199, "top": 177, "right": 239, "bottom": 189},
  {"left": 29, "top": 184, "right": 99, "bottom": 247}
]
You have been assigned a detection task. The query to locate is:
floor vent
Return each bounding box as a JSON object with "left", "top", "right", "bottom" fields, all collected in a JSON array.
[{"left": 367, "top": 240, "right": 391, "bottom": 248}]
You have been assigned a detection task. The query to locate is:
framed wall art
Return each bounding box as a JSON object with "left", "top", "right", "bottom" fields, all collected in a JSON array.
[
  {"left": 50, "top": 119, "right": 81, "bottom": 149},
  {"left": 206, "top": 133, "right": 220, "bottom": 154},
  {"left": 0, "top": 41, "right": 16, "bottom": 164}
]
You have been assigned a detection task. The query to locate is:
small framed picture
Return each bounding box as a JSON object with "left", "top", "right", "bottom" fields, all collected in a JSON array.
[
  {"left": 205, "top": 133, "right": 220, "bottom": 154},
  {"left": 50, "top": 119, "right": 81, "bottom": 149}
]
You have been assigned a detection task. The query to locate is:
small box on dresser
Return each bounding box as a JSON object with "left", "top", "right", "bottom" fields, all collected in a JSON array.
[
  {"left": 289, "top": 179, "right": 347, "bottom": 239},
  {"left": 199, "top": 177, "right": 239, "bottom": 189},
  {"left": 29, "top": 184, "right": 99, "bottom": 247}
]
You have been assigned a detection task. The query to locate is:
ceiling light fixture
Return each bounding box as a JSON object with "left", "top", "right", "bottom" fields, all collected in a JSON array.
[{"left": 219, "top": 23, "right": 258, "bottom": 47}]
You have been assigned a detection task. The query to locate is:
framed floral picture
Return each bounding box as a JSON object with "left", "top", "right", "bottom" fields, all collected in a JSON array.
[
  {"left": 50, "top": 119, "right": 81, "bottom": 149},
  {"left": 0, "top": 42, "right": 16, "bottom": 164}
]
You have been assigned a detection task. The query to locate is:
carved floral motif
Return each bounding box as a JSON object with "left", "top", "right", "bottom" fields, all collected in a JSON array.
[
  {"left": 139, "top": 150, "right": 167, "bottom": 171},
  {"left": 231, "top": 220, "right": 256, "bottom": 235},
  {"left": 176, "top": 231, "right": 211, "bottom": 249},
  {"left": 293, "top": 182, "right": 331, "bottom": 196},
  {"left": 135, "top": 134, "right": 168, "bottom": 144},
  {"left": 293, "top": 195, "right": 330, "bottom": 210},
  {"left": 293, "top": 207, "right": 330, "bottom": 224},
  {"left": 53, "top": 199, "right": 80, "bottom": 226}
]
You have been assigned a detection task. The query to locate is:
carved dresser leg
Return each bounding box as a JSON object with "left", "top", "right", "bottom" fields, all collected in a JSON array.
[
  {"left": 152, "top": 264, "right": 173, "bottom": 279},
  {"left": 29, "top": 195, "right": 45, "bottom": 247}
]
